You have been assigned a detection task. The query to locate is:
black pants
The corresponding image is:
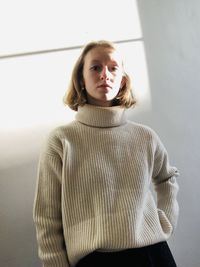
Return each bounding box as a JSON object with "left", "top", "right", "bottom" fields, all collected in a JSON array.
[{"left": 76, "top": 242, "right": 177, "bottom": 267}]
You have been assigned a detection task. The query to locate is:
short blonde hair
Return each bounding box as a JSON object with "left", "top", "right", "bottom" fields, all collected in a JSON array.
[{"left": 63, "top": 40, "right": 137, "bottom": 111}]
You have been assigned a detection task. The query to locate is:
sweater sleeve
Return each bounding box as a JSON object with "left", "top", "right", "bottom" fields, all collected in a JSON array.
[
  {"left": 33, "top": 132, "right": 70, "bottom": 267},
  {"left": 152, "top": 134, "right": 180, "bottom": 232}
]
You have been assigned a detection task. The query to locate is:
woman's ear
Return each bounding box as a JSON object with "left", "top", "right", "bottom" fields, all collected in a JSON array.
[{"left": 80, "top": 79, "right": 85, "bottom": 89}]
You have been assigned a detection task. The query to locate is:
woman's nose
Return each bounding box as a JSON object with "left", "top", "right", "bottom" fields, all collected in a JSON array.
[{"left": 100, "top": 67, "right": 110, "bottom": 80}]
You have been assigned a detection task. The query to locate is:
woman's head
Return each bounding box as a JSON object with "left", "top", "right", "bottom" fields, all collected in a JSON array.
[{"left": 64, "top": 40, "right": 136, "bottom": 110}]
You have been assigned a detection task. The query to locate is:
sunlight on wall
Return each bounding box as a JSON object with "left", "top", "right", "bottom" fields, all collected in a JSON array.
[
  {"left": 0, "top": 50, "right": 79, "bottom": 130},
  {"left": 0, "top": 0, "right": 151, "bottom": 168},
  {"left": 0, "top": 0, "right": 142, "bottom": 55}
]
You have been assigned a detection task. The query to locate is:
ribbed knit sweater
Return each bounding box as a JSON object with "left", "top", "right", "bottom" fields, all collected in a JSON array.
[{"left": 33, "top": 104, "right": 179, "bottom": 267}]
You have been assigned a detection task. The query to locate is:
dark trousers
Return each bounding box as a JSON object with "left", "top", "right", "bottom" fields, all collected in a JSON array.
[{"left": 76, "top": 242, "right": 177, "bottom": 267}]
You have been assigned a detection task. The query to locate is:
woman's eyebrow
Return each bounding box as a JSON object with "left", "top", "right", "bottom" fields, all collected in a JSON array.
[
  {"left": 90, "top": 59, "right": 119, "bottom": 65},
  {"left": 90, "top": 59, "right": 101, "bottom": 64}
]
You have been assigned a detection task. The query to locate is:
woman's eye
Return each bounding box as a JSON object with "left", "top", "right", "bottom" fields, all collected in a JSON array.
[
  {"left": 110, "top": 66, "right": 119, "bottom": 72},
  {"left": 90, "top": 65, "right": 102, "bottom": 72}
]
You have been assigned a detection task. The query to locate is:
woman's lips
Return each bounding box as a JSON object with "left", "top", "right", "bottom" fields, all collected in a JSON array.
[{"left": 98, "top": 83, "right": 111, "bottom": 88}]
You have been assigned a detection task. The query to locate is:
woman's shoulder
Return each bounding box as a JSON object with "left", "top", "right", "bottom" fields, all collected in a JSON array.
[
  {"left": 126, "top": 121, "right": 166, "bottom": 153},
  {"left": 48, "top": 120, "right": 78, "bottom": 139},
  {"left": 41, "top": 121, "right": 78, "bottom": 156},
  {"left": 127, "top": 120, "right": 159, "bottom": 139}
]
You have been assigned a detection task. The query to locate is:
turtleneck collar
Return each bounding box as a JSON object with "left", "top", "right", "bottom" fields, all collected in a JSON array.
[{"left": 75, "top": 104, "right": 127, "bottom": 128}]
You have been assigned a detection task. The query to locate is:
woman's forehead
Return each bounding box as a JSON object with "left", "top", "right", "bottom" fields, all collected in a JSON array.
[{"left": 84, "top": 46, "right": 123, "bottom": 65}]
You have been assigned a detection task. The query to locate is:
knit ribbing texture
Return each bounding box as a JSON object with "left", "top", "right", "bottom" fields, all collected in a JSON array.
[{"left": 33, "top": 104, "right": 179, "bottom": 267}]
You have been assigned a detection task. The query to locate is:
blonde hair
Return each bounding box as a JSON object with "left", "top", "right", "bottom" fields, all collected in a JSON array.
[{"left": 63, "top": 40, "right": 137, "bottom": 111}]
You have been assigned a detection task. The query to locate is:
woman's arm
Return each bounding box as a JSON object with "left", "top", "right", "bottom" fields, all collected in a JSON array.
[
  {"left": 152, "top": 134, "right": 180, "bottom": 232},
  {"left": 33, "top": 134, "right": 70, "bottom": 267}
]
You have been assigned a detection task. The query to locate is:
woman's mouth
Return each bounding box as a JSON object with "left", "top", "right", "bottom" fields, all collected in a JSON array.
[{"left": 98, "top": 83, "right": 111, "bottom": 88}]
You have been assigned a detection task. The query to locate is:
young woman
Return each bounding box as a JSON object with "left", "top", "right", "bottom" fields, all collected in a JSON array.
[{"left": 33, "top": 40, "right": 179, "bottom": 267}]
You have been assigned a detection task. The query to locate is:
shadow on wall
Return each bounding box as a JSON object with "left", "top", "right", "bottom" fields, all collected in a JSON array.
[
  {"left": 0, "top": 160, "right": 41, "bottom": 267},
  {"left": 136, "top": 1, "right": 200, "bottom": 267},
  {"left": 0, "top": 123, "right": 67, "bottom": 266}
]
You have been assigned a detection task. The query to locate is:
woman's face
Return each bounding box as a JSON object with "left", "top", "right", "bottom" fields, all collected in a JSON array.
[{"left": 82, "top": 46, "right": 125, "bottom": 107}]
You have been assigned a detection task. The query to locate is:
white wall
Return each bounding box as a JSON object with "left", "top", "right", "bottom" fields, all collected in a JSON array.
[
  {"left": 0, "top": 1, "right": 200, "bottom": 266},
  {"left": 134, "top": 1, "right": 200, "bottom": 267}
]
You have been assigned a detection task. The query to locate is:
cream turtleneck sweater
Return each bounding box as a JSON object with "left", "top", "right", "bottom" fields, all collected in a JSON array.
[{"left": 33, "top": 104, "right": 179, "bottom": 267}]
